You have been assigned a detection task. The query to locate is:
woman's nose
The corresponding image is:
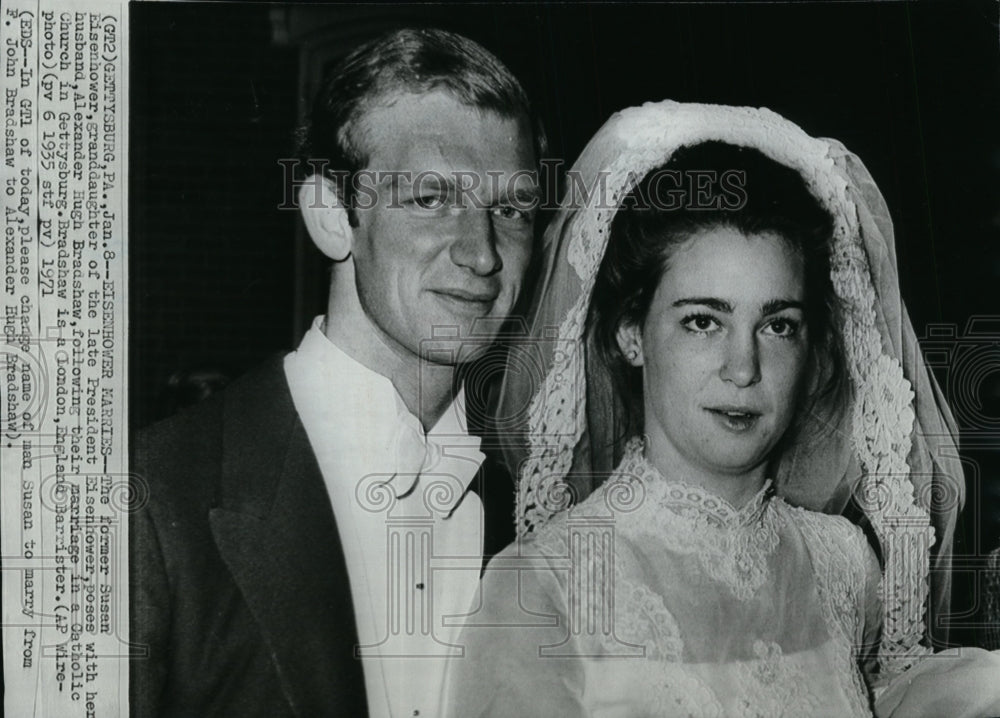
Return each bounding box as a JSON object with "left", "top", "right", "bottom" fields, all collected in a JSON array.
[
  {"left": 449, "top": 210, "right": 503, "bottom": 276},
  {"left": 720, "top": 331, "right": 761, "bottom": 387}
]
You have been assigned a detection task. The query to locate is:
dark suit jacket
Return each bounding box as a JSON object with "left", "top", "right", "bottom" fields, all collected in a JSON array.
[{"left": 130, "top": 359, "right": 515, "bottom": 718}]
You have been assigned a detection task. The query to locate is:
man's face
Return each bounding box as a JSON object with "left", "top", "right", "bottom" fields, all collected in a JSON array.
[{"left": 349, "top": 89, "right": 538, "bottom": 365}]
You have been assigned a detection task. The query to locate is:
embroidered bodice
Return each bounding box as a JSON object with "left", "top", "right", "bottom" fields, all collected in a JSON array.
[
  {"left": 606, "top": 440, "right": 781, "bottom": 603},
  {"left": 446, "top": 439, "right": 883, "bottom": 718}
]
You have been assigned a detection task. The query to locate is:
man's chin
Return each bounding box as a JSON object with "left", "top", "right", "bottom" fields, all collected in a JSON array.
[
  {"left": 415, "top": 312, "right": 507, "bottom": 364},
  {"left": 417, "top": 336, "right": 496, "bottom": 366}
]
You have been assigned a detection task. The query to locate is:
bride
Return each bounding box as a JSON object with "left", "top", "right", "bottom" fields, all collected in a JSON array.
[{"left": 443, "top": 102, "right": 999, "bottom": 717}]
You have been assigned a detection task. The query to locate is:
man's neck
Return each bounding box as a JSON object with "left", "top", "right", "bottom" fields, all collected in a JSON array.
[{"left": 323, "top": 295, "right": 456, "bottom": 432}]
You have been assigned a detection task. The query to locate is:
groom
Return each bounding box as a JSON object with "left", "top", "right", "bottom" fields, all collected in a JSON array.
[{"left": 130, "top": 28, "right": 545, "bottom": 717}]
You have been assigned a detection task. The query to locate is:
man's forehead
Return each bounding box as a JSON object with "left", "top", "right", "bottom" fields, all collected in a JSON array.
[{"left": 358, "top": 89, "right": 535, "bottom": 174}]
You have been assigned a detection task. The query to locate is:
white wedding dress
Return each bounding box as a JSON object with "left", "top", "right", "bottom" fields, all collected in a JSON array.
[
  {"left": 448, "top": 439, "right": 882, "bottom": 718},
  {"left": 445, "top": 101, "right": 1000, "bottom": 718}
]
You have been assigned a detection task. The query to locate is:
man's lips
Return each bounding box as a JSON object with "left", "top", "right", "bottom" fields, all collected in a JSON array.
[{"left": 431, "top": 288, "right": 499, "bottom": 305}]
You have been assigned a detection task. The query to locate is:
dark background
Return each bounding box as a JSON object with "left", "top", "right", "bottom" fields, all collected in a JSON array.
[{"left": 130, "top": 1, "right": 1000, "bottom": 645}]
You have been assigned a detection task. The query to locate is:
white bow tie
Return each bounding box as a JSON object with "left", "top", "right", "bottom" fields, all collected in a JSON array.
[
  {"left": 383, "top": 403, "right": 484, "bottom": 511},
  {"left": 388, "top": 414, "right": 434, "bottom": 498}
]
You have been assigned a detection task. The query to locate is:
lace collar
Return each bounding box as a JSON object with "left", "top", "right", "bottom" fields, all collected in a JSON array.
[
  {"left": 615, "top": 437, "right": 776, "bottom": 530},
  {"left": 599, "top": 437, "right": 780, "bottom": 600}
]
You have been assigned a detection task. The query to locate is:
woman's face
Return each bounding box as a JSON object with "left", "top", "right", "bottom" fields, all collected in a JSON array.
[{"left": 618, "top": 225, "right": 810, "bottom": 484}]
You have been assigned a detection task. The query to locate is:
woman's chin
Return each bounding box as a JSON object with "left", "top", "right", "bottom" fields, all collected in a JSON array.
[{"left": 695, "top": 443, "right": 774, "bottom": 480}]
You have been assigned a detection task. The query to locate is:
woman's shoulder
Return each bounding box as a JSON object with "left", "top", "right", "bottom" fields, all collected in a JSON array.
[
  {"left": 488, "top": 504, "right": 575, "bottom": 568},
  {"left": 487, "top": 476, "right": 644, "bottom": 577},
  {"left": 773, "top": 498, "right": 873, "bottom": 558},
  {"left": 776, "top": 498, "right": 860, "bottom": 536},
  {"left": 774, "top": 499, "right": 880, "bottom": 578}
]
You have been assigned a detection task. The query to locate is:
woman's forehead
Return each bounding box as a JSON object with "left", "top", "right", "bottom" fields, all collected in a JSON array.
[{"left": 655, "top": 227, "right": 806, "bottom": 307}]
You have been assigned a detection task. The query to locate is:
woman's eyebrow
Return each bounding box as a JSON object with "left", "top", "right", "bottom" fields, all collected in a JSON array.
[
  {"left": 762, "top": 299, "right": 805, "bottom": 315},
  {"left": 672, "top": 297, "right": 732, "bottom": 313},
  {"left": 670, "top": 297, "right": 805, "bottom": 315}
]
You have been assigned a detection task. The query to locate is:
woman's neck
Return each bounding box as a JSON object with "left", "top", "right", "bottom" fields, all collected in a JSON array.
[{"left": 642, "top": 432, "right": 769, "bottom": 509}]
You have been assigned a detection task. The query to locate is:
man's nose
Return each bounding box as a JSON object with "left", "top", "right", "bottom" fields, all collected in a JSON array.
[
  {"left": 719, "top": 330, "right": 761, "bottom": 387},
  {"left": 449, "top": 209, "right": 502, "bottom": 276}
]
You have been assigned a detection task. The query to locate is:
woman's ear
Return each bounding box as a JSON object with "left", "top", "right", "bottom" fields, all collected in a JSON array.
[
  {"left": 299, "top": 175, "right": 353, "bottom": 261},
  {"left": 615, "top": 321, "right": 645, "bottom": 367}
]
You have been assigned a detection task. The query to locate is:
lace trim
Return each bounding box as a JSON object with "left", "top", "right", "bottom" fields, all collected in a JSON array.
[
  {"left": 529, "top": 480, "right": 876, "bottom": 715},
  {"left": 539, "top": 440, "right": 781, "bottom": 602},
  {"left": 620, "top": 437, "right": 772, "bottom": 524},
  {"left": 732, "top": 641, "right": 823, "bottom": 718},
  {"left": 793, "top": 506, "right": 876, "bottom": 716},
  {"left": 645, "top": 664, "right": 725, "bottom": 717},
  {"left": 618, "top": 440, "right": 780, "bottom": 601},
  {"left": 832, "top": 227, "right": 934, "bottom": 676},
  {"left": 612, "top": 578, "right": 685, "bottom": 662},
  {"left": 516, "top": 292, "right": 590, "bottom": 536},
  {"left": 515, "top": 100, "right": 933, "bottom": 672}
]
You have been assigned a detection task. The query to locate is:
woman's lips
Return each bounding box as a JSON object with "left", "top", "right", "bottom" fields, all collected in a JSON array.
[{"left": 705, "top": 407, "right": 761, "bottom": 432}]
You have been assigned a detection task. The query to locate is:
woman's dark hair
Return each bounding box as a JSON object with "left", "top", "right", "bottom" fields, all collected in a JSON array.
[{"left": 586, "top": 141, "right": 847, "bottom": 442}]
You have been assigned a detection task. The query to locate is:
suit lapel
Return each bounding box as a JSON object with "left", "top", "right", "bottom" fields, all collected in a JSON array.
[
  {"left": 208, "top": 362, "right": 368, "bottom": 717},
  {"left": 476, "top": 454, "right": 516, "bottom": 568},
  {"left": 461, "top": 356, "right": 517, "bottom": 569}
]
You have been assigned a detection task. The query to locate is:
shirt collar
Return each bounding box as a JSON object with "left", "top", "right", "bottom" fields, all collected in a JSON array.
[{"left": 288, "top": 316, "right": 484, "bottom": 508}]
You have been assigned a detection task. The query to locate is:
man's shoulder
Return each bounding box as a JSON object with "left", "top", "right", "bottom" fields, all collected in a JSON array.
[
  {"left": 136, "top": 389, "right": 222, "bottom": 459},
  {"left": 132, "top": 358, "right": 294, "bottom": 505}
]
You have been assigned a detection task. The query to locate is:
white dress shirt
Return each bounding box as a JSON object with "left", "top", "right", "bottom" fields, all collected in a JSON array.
[{"left": 284, "top": 316, "right": 486, "bottom": 718}]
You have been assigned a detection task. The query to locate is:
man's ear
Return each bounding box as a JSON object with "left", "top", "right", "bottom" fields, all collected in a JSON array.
[
  {"left": 299, "top": 174, "right": 353, "bottom": 261},
  {"left": 615, "top": 321, "right": 645, "bottom": 367}
]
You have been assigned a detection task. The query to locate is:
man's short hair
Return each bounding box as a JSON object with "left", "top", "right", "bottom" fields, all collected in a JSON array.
[{"left": 296, "top": 27, "right": 547, "bottom": 209}]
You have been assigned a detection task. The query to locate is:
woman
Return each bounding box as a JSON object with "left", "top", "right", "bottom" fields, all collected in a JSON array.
[{"left": 444, "top": 102, "right": 998, "bottom": 717}]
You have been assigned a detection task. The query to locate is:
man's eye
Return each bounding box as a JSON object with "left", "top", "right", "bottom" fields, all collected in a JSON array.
[
  {"left": 410, "top": 193, "right": 447, "bottom": 211},
  {"left": 490, "top": 204, "right": 531, "bottom": 222},
  {"left": 681, "top": 314, "right": 720, "bottom": 334}
]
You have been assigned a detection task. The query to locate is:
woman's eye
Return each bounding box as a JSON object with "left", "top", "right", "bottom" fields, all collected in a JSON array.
[
  {"left": 681, "top": 314, "right": 720, "bottom": 334},
  {"left": 764, "top": 318, "right": 799, "bottom": 338}
]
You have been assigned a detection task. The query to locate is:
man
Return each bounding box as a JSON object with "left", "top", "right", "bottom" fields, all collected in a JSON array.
[{"left": 130, "top": 28, "right": 545, "bottom": 717}]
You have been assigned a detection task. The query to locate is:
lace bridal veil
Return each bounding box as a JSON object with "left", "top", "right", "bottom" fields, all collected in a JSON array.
[
  {"left": 446, "top": 101, "right": 973, "bottom": 715},
  {"left": 506, "top": 101, "right": 960, "bottom": 664}
]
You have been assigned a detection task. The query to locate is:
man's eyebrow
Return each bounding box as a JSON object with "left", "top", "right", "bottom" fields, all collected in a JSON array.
[
  {"left": 501, "top": 184, "right": 542, "bottom": 206},
  {"left": 383, "top": 172, "right": 453, "bottom": 192},
  {"left": 379, "top": 172, "right": 404, "bottom": 190}
]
